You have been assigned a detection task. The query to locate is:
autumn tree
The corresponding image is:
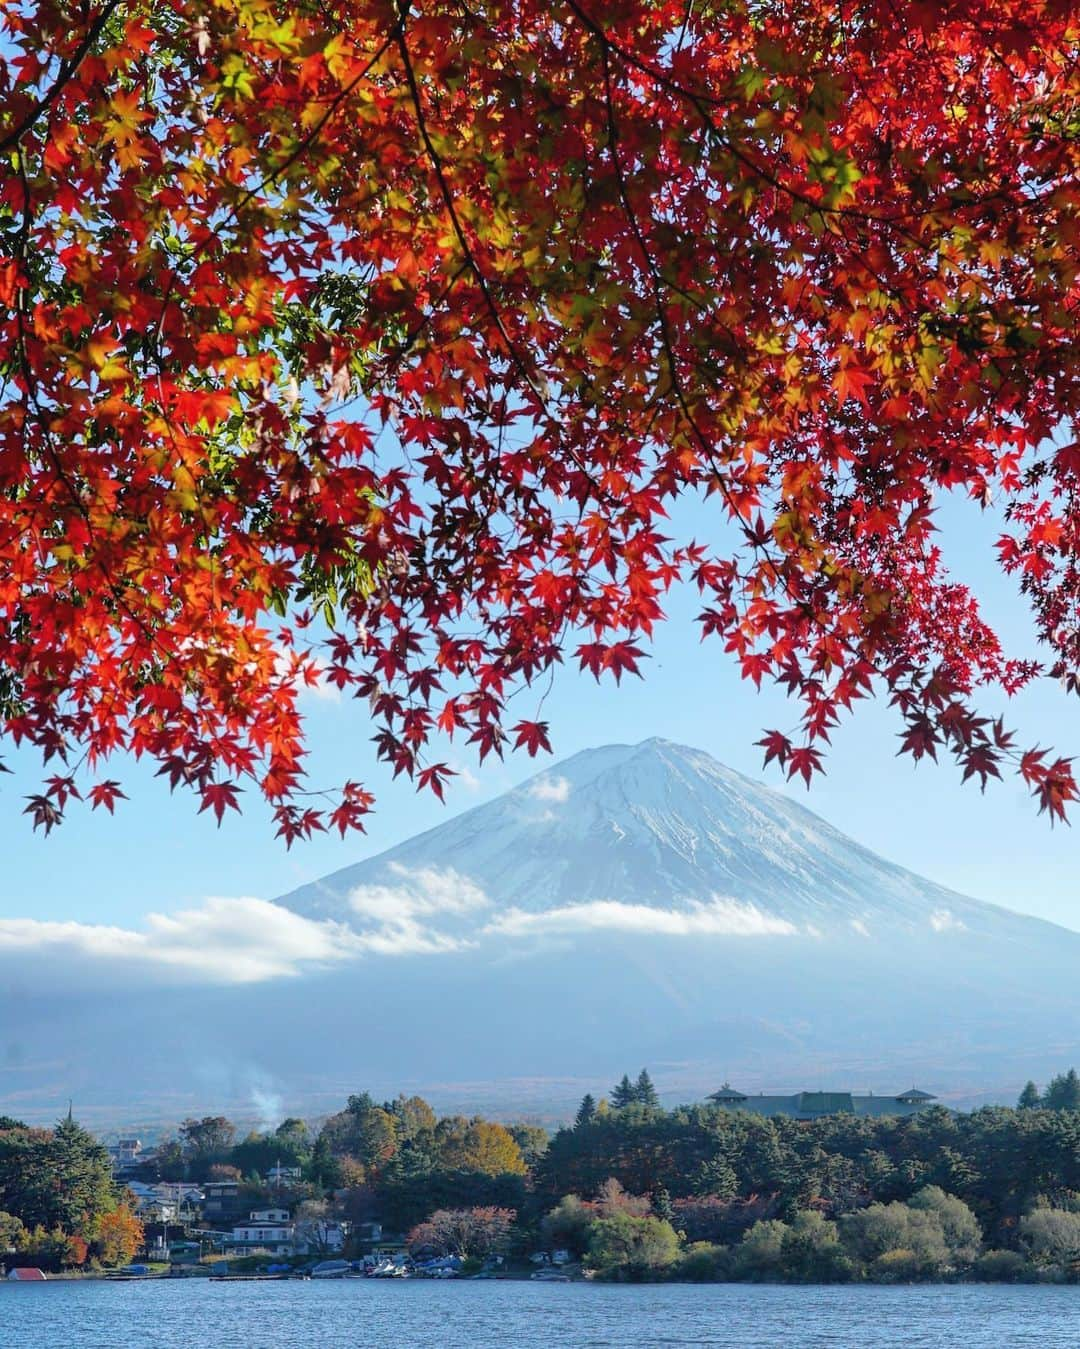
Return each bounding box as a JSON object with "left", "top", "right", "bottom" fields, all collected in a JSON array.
[
  {"left": 96, "top": 1207, "right": 145, "bottom": 1268},
  {"left": 406, "top": 1206, "right": 516, "bottom": 1260},
  {"left": 438, "top": 1120, "right": 526, "bottom": 1177},
  {"left": 0, "top": 1, "right": 1078, "bottom": 841},
  {"left": 596, "top": 1177, "right": 652, "bottom": 1219}
]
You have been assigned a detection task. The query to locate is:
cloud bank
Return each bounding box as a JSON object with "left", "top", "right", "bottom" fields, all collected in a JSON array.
[
  {"left": 0, "top": 868, "right": 809, "bottom": 996},
  {"left": 485, "top": 897, "right": 797, "bottom": 939},
  {"left": 346, "top": 863, "right": 490, "bottom": 955},
  {"left": 0, "top": 897, "right": 365, "bottom": 986}
]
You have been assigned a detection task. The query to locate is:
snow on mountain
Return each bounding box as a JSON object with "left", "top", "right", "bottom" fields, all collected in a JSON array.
[{"left": 276, "top": 737, "right": 1019, "bottom": 941}]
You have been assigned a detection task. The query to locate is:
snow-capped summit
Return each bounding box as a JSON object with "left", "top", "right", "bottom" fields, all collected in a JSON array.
[{"left": 277, "top": 737, "right": 1001, "bottom": 936}]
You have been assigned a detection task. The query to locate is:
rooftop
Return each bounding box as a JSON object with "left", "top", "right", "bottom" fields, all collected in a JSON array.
[{"left": 707, "top": 1085, "right": 938, "bottom": 1118}]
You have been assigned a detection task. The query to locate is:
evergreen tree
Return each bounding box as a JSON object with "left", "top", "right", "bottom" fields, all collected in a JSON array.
[
  {"left": 574, "top": 1095, "right": 597, "bottom": 1128},
  {"left": 1018, "top": 1081, "right": 1042, "bottom": 1110},
  {"left": 652, "top": 1184, "right": 674, "bottom": 1224},
  {"left": 1043, "top": 1069, "right": 1080, "bottom": 1111},
  {"left": 634, "top": 1069, "right": 660, "bottom": 1108},
  {"left": 45, "top": 1113, "right": 114, "bottom": 1235},
  {"left": 610, "top": 1075, "right": 636, "bottom": 1109}
]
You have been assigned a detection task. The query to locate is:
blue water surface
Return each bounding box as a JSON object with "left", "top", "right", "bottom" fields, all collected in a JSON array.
[{"left": 2, "top": 1278, "right": 1078, "bottom": 1347}]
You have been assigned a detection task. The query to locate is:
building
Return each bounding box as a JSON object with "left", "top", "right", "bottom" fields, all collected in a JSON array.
[
  {"left": 231, "top": 1209, "right": 295, "bottom": 1255},
  {"left": 107, "top": 1137, "right": 144, "bottom": 1177},
  {"left": 266, "top": 1164, "right": 302, "bottom": 1187},
  {"left": 201, "top": 1181, "right": 245, "bottom": 1223},
  {"left": 708, "top": 1084, "right": 938, "bottom": 1120},
  {"left": 7, "top": 1268, "right": 47, "bottom": 1281}
]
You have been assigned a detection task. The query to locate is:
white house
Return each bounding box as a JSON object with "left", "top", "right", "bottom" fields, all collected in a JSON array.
[{"left": 231, "top": 1209, "right": 295, "bottom": 1254}]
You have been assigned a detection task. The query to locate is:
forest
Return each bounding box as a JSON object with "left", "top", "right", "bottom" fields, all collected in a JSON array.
[{"left": 7, "top": 1070, "right": 1079, "bottom": 1281}]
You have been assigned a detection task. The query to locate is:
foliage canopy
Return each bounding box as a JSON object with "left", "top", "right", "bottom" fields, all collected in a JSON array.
[{"left": 1, "top": 0, "right": 1079, "bottom": 834}]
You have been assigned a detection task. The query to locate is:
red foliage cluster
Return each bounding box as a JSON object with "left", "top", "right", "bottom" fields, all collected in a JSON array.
[{"left": 0, "top": 0, "right": 1078, "bottom": 834}]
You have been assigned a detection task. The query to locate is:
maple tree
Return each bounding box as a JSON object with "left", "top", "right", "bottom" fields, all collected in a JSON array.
[
  {"left": 95, "top": 1205, "right": 144, "bottom": 1267},
  {"left": 0, "top": 0, "right": 1078, "bottom": 839}
]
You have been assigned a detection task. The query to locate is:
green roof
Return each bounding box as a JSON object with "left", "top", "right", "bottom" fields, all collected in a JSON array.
[{"left": 795, "top": 1092, "right": 854, "bottom": 1115}]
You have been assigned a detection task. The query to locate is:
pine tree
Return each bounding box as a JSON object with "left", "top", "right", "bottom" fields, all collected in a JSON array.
[
  {"left": 652, "top": 1185, "right": 674, "bottom": 1224},
  {"left": 47, "top": 1113, "right": 114, "bottom": 1236},
  {"left": 574, "top": 1094, "right": 597, "bottom": 1128},
  {"left": 610, "top": 1075, "right": 636, "bottom": 1109},
  {"left": 634, "top": 1069, "right": 659, "bottom": 1108},
  {"left": 1018, "top": 1081, "right": 1041, "bottom": 1110},
  {"left": 1044, "top": 1069, "right": 1080, "bottom": 1111}
]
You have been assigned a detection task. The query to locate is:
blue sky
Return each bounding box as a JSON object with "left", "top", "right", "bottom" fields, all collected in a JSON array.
[{"left": 0, "top": 488, "right": 1077, "bottom": 933}]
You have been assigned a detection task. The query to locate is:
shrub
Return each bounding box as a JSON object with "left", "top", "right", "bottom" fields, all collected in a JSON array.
[
  {"left": 586, "top": 1213, "right": 680, "bottom": 1280},
  {"left": 780, "top": 1212, "right": 854, "bottom": 1283},
  {"left": 1019, "top": 1208, "right": 1080, "bottom": 1273},
  {"left": 872, "top": 1248, "right": 923, "bottom": 1283},
  {"left": 674, "top": 1242, "right": 730, "bottom": 1283},
  {"left": 731, "top": 1219, "right": 788, "bottom": 1281},
  {"left": 907, "top": 1188, "right": 982, "bottom": 1268},
  {"left": 974, "top": 1249, "right": 1032, "bottom": 1283}
]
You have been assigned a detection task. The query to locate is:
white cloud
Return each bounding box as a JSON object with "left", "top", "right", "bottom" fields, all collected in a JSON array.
[
  {"left": 930, "top": 908, "right": 967, "bottom": 933},
  {"left": 484, "top": 897, "right": 797, "bottom": 939},
  {"left": 526, "top": 775, "right": 571, "bottom": 804},
  {"left": 452, "top": 763, "right": 482, "bottom": 792},
  {"left": 350, "top": 864, "right": 489, "bottom": 920},
  {"left": 0, "top": 897, "right": 365, "bottom": 986},
  {"left": 849, "top": 918, "right": 870, "bottom": 937},
  {"left": 346, "top": 864, "right": 490, "bottom": 955}
]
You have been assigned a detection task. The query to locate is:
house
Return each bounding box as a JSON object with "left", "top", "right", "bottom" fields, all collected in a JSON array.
[
  {"left": 7, "top": 1267, "right": 47, "bottom": 1281},
  {"left": 708, "top": 1083, "right": 939, "bottom": 1120},
  {"left": 230, "top": 1209, "right": 295, "bottom": 1255},
  {"left": 354, "top": 1221, "right": 383, "bottom": 1250},
  {"left": 201, "top": 1181, "right": 245, "bottom": 1223},
  {"left": 107, "top": 1138, "right": 143, "bottom": 1175},
  {"left": 266, "top": 1164, "right": 302, "bottom": 1187}
]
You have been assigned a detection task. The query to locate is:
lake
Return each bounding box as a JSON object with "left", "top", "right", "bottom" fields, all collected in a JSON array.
[{"left": 2, "top": 1280, "right": 1079, "bottom": 1347}]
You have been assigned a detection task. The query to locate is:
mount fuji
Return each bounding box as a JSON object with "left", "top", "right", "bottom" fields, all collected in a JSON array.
[
  {"left": 278, "top": 737, "right": 1016, "bottom": 937},
  {"left": 6, "top": 738, "right": 1080, "bottom": 1124}
]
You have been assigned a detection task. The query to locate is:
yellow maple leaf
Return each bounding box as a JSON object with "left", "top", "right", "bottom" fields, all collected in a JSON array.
[{"left": 104, "top": 88, "right": 149, "bottom": 148}]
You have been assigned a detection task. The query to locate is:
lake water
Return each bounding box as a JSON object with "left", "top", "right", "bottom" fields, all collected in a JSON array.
[{"left": 2, "top": 1279, "right": 1079, "bottom": 1347}]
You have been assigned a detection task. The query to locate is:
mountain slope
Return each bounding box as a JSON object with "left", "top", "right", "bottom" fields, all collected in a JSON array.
[{"left": 277, "top": 737, "right": 1026, "bottom": 938}]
